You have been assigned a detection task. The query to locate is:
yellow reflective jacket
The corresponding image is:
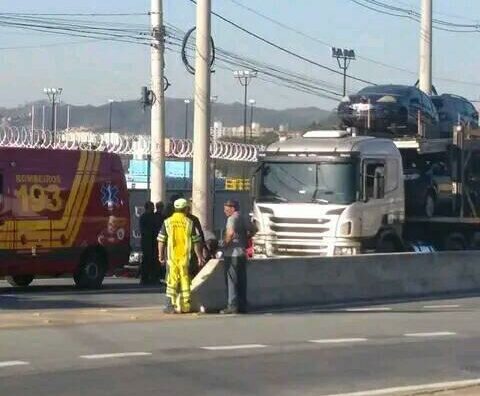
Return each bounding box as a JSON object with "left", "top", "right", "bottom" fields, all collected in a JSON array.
[{"left": 157, "top": 212, "right": 200, "bottom": 264}]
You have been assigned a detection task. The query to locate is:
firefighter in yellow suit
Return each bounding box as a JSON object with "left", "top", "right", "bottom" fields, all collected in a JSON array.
[{"left": 157, "top": 198, "right": 205, "bottom": 313}]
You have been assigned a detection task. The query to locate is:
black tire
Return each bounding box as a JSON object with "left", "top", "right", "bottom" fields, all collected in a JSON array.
[
  {"left": 6, "top": 275, "right": 34, "bottom": 287},
  {"left": 74, "top": 250, "right": 107, "bottom": 289},
  {"left": 444, "top": 233, "right": 466, "bottom": 251},
  {"left": 376, "top": 235, "right": 399, "bottom": 253},
  {"left": 423, "top": 191, "right": 436, "bottom": 218}
]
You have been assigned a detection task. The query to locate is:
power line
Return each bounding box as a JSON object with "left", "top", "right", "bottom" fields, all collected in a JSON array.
[
  {"left": 0, "top": 15, "right": 152, "bottom": 46},
  {"left": 168, "top": 30, "right": 344, "bottom": 97},
  {"left": 0, "top": 39, "right": 98, "bottom": 50},
  {"left": 186, "top": 0, "right": 376, "bottom": 86},
  {"left": 0, "top": 12, "right": 148, "bottom": 17},
  {"left": 227, "top": 0, "right": 480, "bottom": 88},
  {"left": 351, "top": 0, "right": 480, "bottom": 32}
]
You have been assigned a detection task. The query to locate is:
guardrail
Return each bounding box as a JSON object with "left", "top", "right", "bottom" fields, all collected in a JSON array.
[{"left": 191, "top": 252, "right": 480, "bottom": 312}]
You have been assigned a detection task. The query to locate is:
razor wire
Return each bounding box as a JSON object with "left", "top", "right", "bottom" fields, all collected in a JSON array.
[{"left": 0, "top": 127, "right": 262, "bottom": 162}]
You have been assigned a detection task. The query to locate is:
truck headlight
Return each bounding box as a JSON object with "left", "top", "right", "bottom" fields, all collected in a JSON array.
[
  {"left": 334, "top": 246, "right": 358, "bottom": 256},
  {"left": 339, "top": 221, "right": 352, "bottom": 236}
]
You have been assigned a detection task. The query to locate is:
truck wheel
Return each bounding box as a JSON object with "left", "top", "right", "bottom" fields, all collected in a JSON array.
[
  {"left": 6, "top": 275, "right": 34, "bottom": 287},
  {"left": 376, "top": 235, "right": 399, "bottom": 253},
  {"left": 74, "top": 250, "right": 106, "bottom": 289},
  {"left": 423, "top": 192, "right": 436, "bottom": 218},
  {"left": 444, "top": 233, "right": 466, "bottom": 251}
]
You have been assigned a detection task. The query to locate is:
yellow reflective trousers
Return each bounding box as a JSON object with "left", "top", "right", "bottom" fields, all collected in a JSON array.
[{"left": 158, "top": 213, "right": 199, "bottom": 313}]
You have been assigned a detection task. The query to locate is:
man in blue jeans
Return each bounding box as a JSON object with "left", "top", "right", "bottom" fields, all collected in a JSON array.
[{"left": 221, "top": 199, "right": 249, "bottom": 314}]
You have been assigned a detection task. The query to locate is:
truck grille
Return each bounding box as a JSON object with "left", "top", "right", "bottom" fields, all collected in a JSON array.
[
  {"left": 272, "top": 243, "right": 328, "bottom": 257},
  {"left": 270, "top": 225, "right": 329, "bottom": 233},
  {"left": 270, "top": 217, "right": 329, "bottom": 225},
  {"left": 269, "top": 216, "right": 331, "bottom": 236}
]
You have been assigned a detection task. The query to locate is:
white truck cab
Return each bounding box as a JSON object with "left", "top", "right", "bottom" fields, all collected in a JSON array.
[{"left": 252, "top": 130, "right": 405, "bottom": 257}]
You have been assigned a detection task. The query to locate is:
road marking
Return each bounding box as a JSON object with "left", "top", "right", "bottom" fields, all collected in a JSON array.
[
  {"left": 309, "top": 338, "right": 368, "bottom": 344},
  {"left": 404, "top": 331, "right": 456, "bottom": 337},
  {"left": 0, "top": 361, "right": 30, "bottom": 368},
  {"left": 319, "top": 378, "right": 480, "bottom": 396},
  {"left": 423, "top": 304, "right": 461, "bottom": 309},
  {"left": 345, "top": 307, "right": 392, "bottom": 312},
  {"left": 201, "top": 344, "right": 267, "bottom": 351},
  {"left": 80, "top": 352, "right": 152, "bottom": 360}
]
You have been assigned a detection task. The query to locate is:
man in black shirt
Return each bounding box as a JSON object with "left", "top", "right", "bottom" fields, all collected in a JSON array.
[
  {"left": 139, "top": 201, "right": 157, "bottom": 285},
  {"left": 153, "top": 201, "right": 166, "bottom": 282}
]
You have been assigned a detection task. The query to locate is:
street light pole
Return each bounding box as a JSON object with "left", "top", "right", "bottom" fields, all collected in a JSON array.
[
  {"left": 234, "top": 71, "right": 257, "bottom": 144},
  {"left": 108, "top": 99, "right": 114, "bottom": 134},
  {"left": 234, "top": 70, "right": 257, "bottom": 189},
  {"left": 249, "top": 99, "right": 256, "bottom": 142},
  {"left": 331, "top": 48, "right": 355, "bottom": 97},
  {"left": 43, "top": 88, "right": 63, "bottom": 134},
  {"left": 210, "top": 95, "right": 218, "bottom": 228},
  {"left": 184, "top": 99, "right": 191, "bottom": 190}
]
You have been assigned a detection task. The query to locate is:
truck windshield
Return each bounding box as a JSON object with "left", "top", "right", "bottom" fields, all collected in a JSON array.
[{"left": 256, "top": 161, "right": 357, "bottom": 204}]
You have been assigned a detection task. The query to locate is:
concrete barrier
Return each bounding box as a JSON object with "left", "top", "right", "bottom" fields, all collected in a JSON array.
[{"left": 190, "top": 252, "right": 480, "bottom": 312}]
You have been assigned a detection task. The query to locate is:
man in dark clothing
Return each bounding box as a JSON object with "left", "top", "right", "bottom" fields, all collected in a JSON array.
[
  {"left": 164, "top": 194, "right": 183, "bottom": 219},
  {"left": 153, "top": 201, "right": 166, "bottom": 282},
  {"left": 221, "top": 199, "right": 250, "bottom": 314},
  {"left": 139, "top": 201, "right": 157, "bottom": 285},
  {"left": 186, "top": 201, "right": 205, "bottom": 279}
]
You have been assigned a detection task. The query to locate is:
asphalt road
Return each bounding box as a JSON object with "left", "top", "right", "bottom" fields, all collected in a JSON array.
[
  {"left": 3, "top": 289, "right": 480, "bottom": 395},
  {"left": 0, "top": 277, "right": 166, "bottom": 311}
]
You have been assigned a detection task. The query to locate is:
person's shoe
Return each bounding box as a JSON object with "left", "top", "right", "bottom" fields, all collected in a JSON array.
[
  {"left": 220, "top": 307, "right": 239, "bottom": 315},
  {"left": 163, "top": 305, "right": 176, "bottom": 314}
]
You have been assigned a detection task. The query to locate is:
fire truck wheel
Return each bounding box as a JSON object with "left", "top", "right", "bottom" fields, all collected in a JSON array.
[
  {"left": 74, "top": 250, "right": 107, "bottom": 289},
  {"left": 6, "top": 275, "right": 34, "bottom": 287}
]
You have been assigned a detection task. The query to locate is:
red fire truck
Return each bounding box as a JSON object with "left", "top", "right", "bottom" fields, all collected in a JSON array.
[{"left": 0, "top": 148, "right": 130, "bottom": 288}]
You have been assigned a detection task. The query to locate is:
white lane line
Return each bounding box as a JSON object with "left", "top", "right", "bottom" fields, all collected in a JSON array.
[
  {"left": 80, "top": 352, "right": 152, "bottom": 360},
  {"left": 404, "top": 331, "right": 456, "bottom": 337},
  {"left": 319, "top": 378, "right": 480, "bottom": 396},
  {"left": 201, "top": 344, "right": 267, "bottom": 351},
  {"left": 0, "top": 361, "right": 30, "bottom": 368},
  {"left": 423, "top": 304, "right": 461, "bottom": 309},
  {"left": 345, "top": 307, "right": 392, "bottom": 312},
  {"left": 309, "top": 338, "right": 368, "bottom": 344}
]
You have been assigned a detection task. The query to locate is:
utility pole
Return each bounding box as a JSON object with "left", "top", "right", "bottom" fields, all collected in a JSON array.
[
  {"left": 419, "top": 0, "right": 433, "bottom": 95},
  {"left": 150, "top": 0, "right": 166, "bottom": 204},
  {"left": 331, "top": 48, "right": 356, "bottom": 97},
  {"left": 192, "top": 0, "right": 212, "bottom": 230},
  {"left": 183, "top": 98, "right": 191, "bottom": 190}
]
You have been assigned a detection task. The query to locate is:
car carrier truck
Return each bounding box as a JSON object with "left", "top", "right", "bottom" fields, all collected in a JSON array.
[{"left": 251, "top": 127, "right": 480, "bottom": 257}]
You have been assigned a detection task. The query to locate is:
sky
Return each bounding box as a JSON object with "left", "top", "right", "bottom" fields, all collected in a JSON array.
[{"left": 0, "top": 0, "right": 480, "bottom": 110}]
